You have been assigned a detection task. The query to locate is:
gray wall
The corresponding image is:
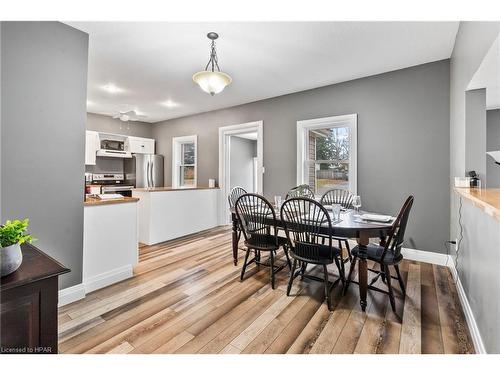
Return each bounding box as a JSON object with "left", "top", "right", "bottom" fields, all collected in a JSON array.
[
  {"left": 487, "top": 109, "right": 500, "bottom": 187},
  {"left": 1, "top": 22, "right": 89, "bottom": 289},
  {"left": 230, "top": 137, "right": 257, "bottom": 192},
  {"left": 87, "top": 112, "right": 153, "bottom": 138},
  {"left": 449, "top": 21, "right": 500, "bottom": 353},
  {"left": 465, "top": 89, "right": 487, "bottom": 181},
  {"left": 153, "top": 60, "right": 451, "bottom": 252}
]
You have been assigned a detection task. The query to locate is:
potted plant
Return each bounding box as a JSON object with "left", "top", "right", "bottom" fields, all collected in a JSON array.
[{"left": 0, "top": 219, "right": 35, "bottom": 277}]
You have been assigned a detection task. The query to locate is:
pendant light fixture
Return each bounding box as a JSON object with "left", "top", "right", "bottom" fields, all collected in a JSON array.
[{"left": 192, "top": 32, "right": 232, "bottom": 96}]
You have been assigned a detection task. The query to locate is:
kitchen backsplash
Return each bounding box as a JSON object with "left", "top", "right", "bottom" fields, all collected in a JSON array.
[{"left": 85, "top": 157, "right": 124, "bottom": 174}]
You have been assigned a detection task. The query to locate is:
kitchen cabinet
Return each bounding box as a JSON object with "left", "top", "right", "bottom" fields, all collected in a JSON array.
[
  {"left": 85, "top": 131, "right": 100, "bottom": 165},
  {"left": 127, "top": 136, "right": 155, "bottom": 154}
]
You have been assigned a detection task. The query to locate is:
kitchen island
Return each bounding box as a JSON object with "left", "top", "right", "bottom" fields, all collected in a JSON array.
[
  {"left": 84, "top": 196, "right": 139, "bottom": 293},
  {"left": 133, "top": 187, "right": 219, "bottom": 245},
  {"left": 453, "top": 187, "right": 500, "bottom": 352}
]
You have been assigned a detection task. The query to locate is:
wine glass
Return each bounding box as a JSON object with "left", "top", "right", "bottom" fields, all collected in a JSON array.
[{"left": 353, "top": 195, "right": 361, "bottom": 212}]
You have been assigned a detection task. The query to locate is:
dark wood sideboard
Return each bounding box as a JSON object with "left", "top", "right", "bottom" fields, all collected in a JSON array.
[{"left": 0, "top": 243, "right": 69, "bottom": 354}]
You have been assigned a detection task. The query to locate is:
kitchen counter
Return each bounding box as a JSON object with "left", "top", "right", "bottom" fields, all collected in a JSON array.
[
  {"left": 84, "top": 196, "right": 140, "bottom": 206},
  {"left": 133, "top": 186, "right": 218, "bottom": 192},
  {"left": 454, "top": 187, "right": 500, "bottom": 220},
  {"left": 133, "top": 187, "right": 220, "bottom": 244},
  {"left": 84, "top": 195, "right": 138, "bottom": 293}
]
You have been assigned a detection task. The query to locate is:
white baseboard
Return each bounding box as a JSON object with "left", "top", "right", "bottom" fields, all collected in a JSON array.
[
  {"left": 447, "top": 256, "right": 486, "bottom": 354},
  {"left": 401, "top": 247, "right": 449, "bottom": 266},
  {"left": 58, "top": 283, "right": 86, "bottom": 307},
  {"left": 401, "top": 247, "right": 485, "bottom": 354},
  {"left": 84, "top": 264, "right": 133, "bottom": 294}
]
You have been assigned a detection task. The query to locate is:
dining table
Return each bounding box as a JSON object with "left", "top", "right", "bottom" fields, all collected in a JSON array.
[{"left": 230, "top": 208, "right": 394, "bottom": 312}]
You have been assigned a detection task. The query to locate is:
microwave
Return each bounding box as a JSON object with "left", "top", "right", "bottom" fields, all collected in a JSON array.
[{"left": 101, "top": 139, "right": 125, "bottom": 151}]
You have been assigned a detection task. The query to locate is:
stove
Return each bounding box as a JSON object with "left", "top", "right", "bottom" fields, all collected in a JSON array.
[{"left": 90, "top": 173, "right": 134, "bottom": 197}]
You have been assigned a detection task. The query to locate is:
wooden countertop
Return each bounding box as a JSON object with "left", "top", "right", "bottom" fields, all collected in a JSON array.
[
  {"left": 133, "top": 186, "right": 219, "bottom": 192},
  {"left": 454, "top": 187, "right": 500, "bottom": 220},
  {"left": 84, "top": 196, "right": 140, "bottom": 206}
]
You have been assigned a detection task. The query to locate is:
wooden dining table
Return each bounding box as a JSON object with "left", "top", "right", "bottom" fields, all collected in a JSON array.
[{"left": 230, "top": 208, "right": 394, "bottom": 312}]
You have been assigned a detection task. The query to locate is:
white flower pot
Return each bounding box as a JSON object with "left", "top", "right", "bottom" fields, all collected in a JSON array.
[{"left": 1, "top": 243, "right": 23, "bottom": 277}]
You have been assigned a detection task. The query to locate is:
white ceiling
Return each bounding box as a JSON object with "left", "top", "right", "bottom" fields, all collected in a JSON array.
[
  {"left": 468, "top": 33, "right": 500, "bottom": 110},
  {"left": 67, "top": 22, "right": 459, "bottom": 123}
]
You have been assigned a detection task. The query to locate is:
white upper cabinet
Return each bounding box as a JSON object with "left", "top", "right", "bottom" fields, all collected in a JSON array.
[
  {"left": 85, "top": 131, "right": 100, "bottom": 165},
  {"left": 127, "top": 136, "right": 155, "bottom": 154}
]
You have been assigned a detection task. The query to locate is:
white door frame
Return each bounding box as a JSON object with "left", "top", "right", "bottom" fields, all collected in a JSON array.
[
  {"left": 218, "top": 121, "right": 264, "bottom": 225},
  {"left": 296, "top": 114, "right": 358, "bottom": 194}
]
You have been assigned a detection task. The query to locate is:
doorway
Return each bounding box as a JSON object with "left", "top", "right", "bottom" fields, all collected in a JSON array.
[{"left": 219, "top": 121, "right": 264, "bottom": 225}]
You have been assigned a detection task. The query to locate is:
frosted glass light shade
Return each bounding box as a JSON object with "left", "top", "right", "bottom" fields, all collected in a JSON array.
[{"left": 192, "top": 71, "right": 232, "bottom": 96}]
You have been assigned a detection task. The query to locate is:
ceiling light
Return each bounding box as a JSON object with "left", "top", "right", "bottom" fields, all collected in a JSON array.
[
  {"left": 101, "top": 83, "right": 124, "bottom": 94},
  {"left": 192, "top": 32, "right": 232, "bottom": 96},
  {"left": 162, "top": 100, "right": 179, "bottom": 108}
]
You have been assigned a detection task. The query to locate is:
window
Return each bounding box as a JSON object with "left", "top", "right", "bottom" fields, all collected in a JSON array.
[
  {"left": 172, "top": 135, "right": 197, "bottom": 188},
  {"left": 297, "top": 115, "right": 357, "bottom": 196}
]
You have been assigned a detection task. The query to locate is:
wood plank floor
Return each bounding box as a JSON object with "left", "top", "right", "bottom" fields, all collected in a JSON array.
[{"left": 58, "top": 227, "right": 474, "bottom": 354}]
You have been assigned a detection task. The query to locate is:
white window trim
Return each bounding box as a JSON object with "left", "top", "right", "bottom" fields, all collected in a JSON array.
[
  {"left": 172, "top": 135, "right": 198, "bottom": 189},
  {"left": 296, "top": 114, "right": 358, "bottom": 195}
]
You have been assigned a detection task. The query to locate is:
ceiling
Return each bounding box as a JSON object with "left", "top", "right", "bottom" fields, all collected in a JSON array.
[
  {"left": 67, "top": 22, "right": 459, "bottom": 123},
  {"left": 468, "top": 33, "right": 500, "bottom": 110}
]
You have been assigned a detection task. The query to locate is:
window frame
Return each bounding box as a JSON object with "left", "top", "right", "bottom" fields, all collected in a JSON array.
[
  {"left": 296, "top": 114, "right": 357, "bottom": 195},
  {"left": 172, "top": 135, "right": 198, "bottom": 189}
]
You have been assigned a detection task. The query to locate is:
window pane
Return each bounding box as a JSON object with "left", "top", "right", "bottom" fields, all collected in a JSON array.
[
  {"left": 180, "top": 166, "right": 195, "bottom": 187},
  {"left": 308, "top": 126, "right": 350, "bottom": 195},
  {"left": 182, "top": 142, "right": 195, "bottom": 165}
]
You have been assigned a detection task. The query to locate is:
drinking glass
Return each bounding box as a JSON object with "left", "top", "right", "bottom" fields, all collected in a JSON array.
[
  {"left": 353, "top": 195, "right": 362, "bottom": 212},
  {"left": 331, "top": 204, "right": 341, "bottom": 222},
  {"left": 274, "top": 195, "right": 283, "bottom": 210}
]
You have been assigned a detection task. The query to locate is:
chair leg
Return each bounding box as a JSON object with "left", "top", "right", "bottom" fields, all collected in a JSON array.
[
  {"left": 323, "top": 264, "right": 331, "bottom": 310},
  {"left": 270, "top": 250, "right": 275, "bottom": 289},
  {"left": 283, "top": 245, "right": 292, "bottom": 270},
  {"left": 344, "top": 240, "right": 352, "bottom": 262},
  {"left": 384, "top": 265, "right": 396, "bottom": 312},
  {"left": 394, "top": 264, "right": 406, "bottom": 296},
  {"left": 300, "top": 262, "right": 307, "bottom": 280},
  {"left": 240, "top": 248, "right": 251, "bottom": 281},
  {"left": 380, "top": 262, "right": 386, "bottom": 283},
  {"left": 334, "top": 256, "right": 345, "bottom": 289},
  {"left": 344, "top": 256, "right": 357, "bottom": 295},
  {"left": 287, "top": 259, "right": 297, "bottom": 296}
]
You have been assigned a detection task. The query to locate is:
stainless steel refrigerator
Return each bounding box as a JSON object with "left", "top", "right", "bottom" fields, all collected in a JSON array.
[{"left": 124, "top": 154, "right": 164, "bottom": 188}]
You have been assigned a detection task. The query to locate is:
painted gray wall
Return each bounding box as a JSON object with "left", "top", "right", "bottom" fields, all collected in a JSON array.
[
  {"left": 153, "top": 60, "right": 450, "bottom": 253},
  {"left": 230, "top": 137, "right": 257, "bottom": 192},
  {"left": 465, "top": 89, "right": 487, "bottom": 182},
  {"left": 487, "top": 109, "right": 500, "bottom": 187},
  {"left": 450, "top": 22, "right": 500, "bottom": 353},
  {"left": 87, "top": 112, "right": 153, "bottom": 138},
  {"left": 1, "top": 22, "right": 88, "bottom": 289}
]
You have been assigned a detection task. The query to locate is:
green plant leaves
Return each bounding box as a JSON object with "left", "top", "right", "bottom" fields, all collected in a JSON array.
[{"left": 0, "top": 218, "right": 36, "bottom": 248}]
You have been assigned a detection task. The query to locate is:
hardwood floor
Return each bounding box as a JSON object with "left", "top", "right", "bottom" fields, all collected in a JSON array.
[{"left": 58, "top": 227, "right": 474, "bottom": 354}]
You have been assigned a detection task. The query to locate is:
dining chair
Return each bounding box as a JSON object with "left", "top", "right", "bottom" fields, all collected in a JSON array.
[
  {"left": 280, "top": 197, "right": 345, "bottom": 310},
  {"left": 345, "top": 195, "right": 414, "bottom": 312},
  {"left": 228, "top": 186, "right": 247, "bottom": 245},
  {"left": 285, "top": 184, "right": 315, "bottom": 200},
  {"left": 320, "top": 189, "right": 355, "bottom": 264},
  {"left": 235, "top": 193, "right": 292, "bottom": 289}
]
